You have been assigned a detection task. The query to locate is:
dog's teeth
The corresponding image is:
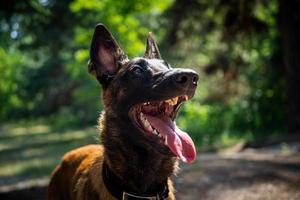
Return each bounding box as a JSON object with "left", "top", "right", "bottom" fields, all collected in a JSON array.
[
  {"left": 147, "top": 126, "right": 153, "bottom": 132},
  {"left": 165, "top": 97, "right": 179, "bottom": 106},
  {"left": 173, "top": 97, "right": 178, "bottom": 104},
  {"left": 143, "top": 119, "right": 150, "bottom": 127},
  {"left": 146, "top": 124, "right": 153, "bottom": 132},
  {"left": 154, "top": 130, "right": 162, "bottom": 138},
  {"left": 165, "top": 100, "right": 172, "bottom": 105},
  {"left": 183, "top": 95, "right": 188, "bottom": 101},
  {"left": 164, "top": 137, "right": 168, "bottom": 145},
  {"left": 143, "top": 118, "right": 152, "bottom": 132},
  {"left": 147, "top": 123, "right": 153, "bottom": 132}
]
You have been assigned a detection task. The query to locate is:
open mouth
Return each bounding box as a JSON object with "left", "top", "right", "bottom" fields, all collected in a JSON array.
[{"left": 129, "top": 95, "right": 196, "bottom": 163}]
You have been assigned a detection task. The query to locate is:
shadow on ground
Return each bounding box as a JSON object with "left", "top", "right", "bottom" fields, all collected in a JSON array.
[
  {"left": 175, "top": 143, "right": 300, "bottom": 200},
  {"left": 0, "top": 124, "right": 97, "bottom": 182},
  {"left": 1, "top": 124, "right": 300, "bottom": 200},
  {"left": 1, "top": 142, "right": 300, "bottom": 200}
]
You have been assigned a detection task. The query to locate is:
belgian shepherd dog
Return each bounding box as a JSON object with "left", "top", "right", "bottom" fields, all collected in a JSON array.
[{"left": 48, "top": 24, "right": 199, "bottom": 200}]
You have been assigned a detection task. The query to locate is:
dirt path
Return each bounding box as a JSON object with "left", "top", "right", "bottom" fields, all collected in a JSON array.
[
  {"left": 1, "top": 142, "right": 300, "bottom": 200},
  {"left": 175, "top": 142, "right": 300, "bottom": 200}
]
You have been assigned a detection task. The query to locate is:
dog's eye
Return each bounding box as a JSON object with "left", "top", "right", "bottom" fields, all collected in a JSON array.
[{"left": 131, "top": 66, "right": 143, "bottom": 76}]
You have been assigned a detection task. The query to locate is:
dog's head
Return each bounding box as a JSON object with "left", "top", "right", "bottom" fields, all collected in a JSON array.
[{"left": 88, "top": 24, "right": 199, "bottom": 163}]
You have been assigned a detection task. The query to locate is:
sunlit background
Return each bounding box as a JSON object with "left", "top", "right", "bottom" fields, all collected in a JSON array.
[{"left": 0, "top": 0, "right": 299, "bottom": 199}]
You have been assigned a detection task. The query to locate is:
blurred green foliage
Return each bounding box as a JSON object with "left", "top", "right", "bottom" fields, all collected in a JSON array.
[
  {"left": 169, "top": 0, "right": 285, "bottom": 147},
  {"left": 0, "top": 122, "right": 97, "bottom": 181},
  {"left": 0, "top": 0, "right": 286, "bottom": 150}
]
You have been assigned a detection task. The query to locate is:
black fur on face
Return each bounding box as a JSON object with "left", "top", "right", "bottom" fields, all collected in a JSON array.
[
  {"left": 88, "top": 24, "right": 198, "bottom": 155},
  {"left": 107, "top": 57, "right": 197, "bottom": 112}
]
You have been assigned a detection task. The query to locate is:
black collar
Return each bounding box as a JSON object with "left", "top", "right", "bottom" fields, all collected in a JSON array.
[{"left": 102, "top": 162, "right": 169, "bottom": 200}]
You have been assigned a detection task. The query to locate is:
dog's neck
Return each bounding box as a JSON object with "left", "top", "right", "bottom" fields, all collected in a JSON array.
[{"left": 99, "top": 111, "right": 178, "bottom": 194}]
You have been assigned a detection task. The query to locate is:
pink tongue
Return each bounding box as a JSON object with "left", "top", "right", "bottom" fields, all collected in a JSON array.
[{"left": 145, "top": 115, "right": 196, "bottom": 163}]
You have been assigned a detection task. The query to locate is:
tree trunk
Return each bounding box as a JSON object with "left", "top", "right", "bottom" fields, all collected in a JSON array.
[{"left": 279, "top": 0, "right": 300, "bottom": 133}]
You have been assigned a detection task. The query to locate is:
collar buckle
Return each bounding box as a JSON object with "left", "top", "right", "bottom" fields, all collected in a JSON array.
[{"left": 122, "top": 192, "right": 160, "bottom": 200}]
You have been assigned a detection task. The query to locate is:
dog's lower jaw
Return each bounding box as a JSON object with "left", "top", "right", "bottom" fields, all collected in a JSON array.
[{"left": 99, "top": 111, "right": 179, "bottom": 195}]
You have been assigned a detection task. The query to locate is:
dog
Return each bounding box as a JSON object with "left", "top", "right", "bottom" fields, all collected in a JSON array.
[{"left": 47, "top": 24, "right": 199, "bottom": 200}]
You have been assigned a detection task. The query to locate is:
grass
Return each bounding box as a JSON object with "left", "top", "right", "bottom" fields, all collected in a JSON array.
[
  {"left": 0, "top": 119, "right": 251, "bottom": 187},
  {"left": 0, "top": 122, "right": 99, "bottom": 186}
]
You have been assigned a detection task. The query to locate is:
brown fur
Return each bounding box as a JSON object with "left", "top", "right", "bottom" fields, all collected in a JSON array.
[
  {"left": 48, "top": 24, "right": 198, "bottom": 200},
  {"left": 48, "top": 119, "right": 176, "bottom": 200}
]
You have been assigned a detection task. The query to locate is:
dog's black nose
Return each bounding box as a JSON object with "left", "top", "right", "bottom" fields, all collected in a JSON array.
[{"left": 173, "top": 69, "right": 199, "bottom": 88}]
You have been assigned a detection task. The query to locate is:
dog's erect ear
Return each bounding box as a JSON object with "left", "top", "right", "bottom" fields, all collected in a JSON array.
[
  {"left": 144, "top": 32, "right": 161, "bottom": 59},
  {"left": 88, "top": 24, "right": 128, "bottom": 85}
]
